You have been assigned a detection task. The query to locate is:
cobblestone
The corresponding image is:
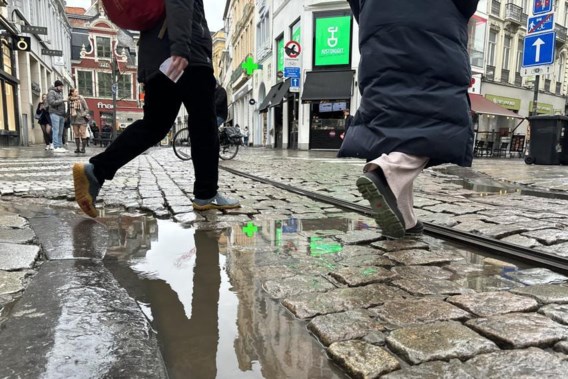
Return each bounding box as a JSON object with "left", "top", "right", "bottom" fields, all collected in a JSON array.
[
  {"left": 466, "top": 313, "right": 568, "bottom": 348},
  {"left": 511, "top": 284, "right": 568, "bottom": 304},
  {"left": 391, "top": 278, "right": 473, "bottom": 296},
  {"left": 328, "top": 340, "right": 400, "bottom": 379},
  {"left": 506, "top": 268, "right": 568, "bottom": 285},
  {"left": 447, "top": 291, "right": 539, "bottom": 317},
  {"left": 370, "top": 298, "right": 470, "bottom": 328},
  {"left": 330, "top": 266, "right": 397, "bottom": 287},
  {"left": 386, "top": 321, "right": 498, "bottom": 364},
  {"left": 539, "top": 304, "right": 568, "bottom": 325},
  {"left": 385, "top": 249, "right": 465, "bottom": 266},
  {"left": 382, "top": 360, "right": 475, "bottom": 379},
  {"left": 308, "top": 310, "right": 384, "bottom": 346}
]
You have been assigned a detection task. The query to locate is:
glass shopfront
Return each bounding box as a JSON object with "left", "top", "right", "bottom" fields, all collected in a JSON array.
[
  {"left": 309, "top": 101, "right": 349, "bottom": 149},
  {"left": 0, "top": 37, "right": 19, "bottom": 145}
]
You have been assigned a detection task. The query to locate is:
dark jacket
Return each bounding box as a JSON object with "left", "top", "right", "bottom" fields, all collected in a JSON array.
[
  {"left": 340, "top": 0, "right": 478, "bottom": 167},
  {"left": 138, "top": 0, "right": 213, "bottom": 83},
  {"left": 215, "top": 85, "right": 228, "bottom": 121},
  {"left": 36, "top": 102, "right": 51, "bottom": 126},
  {"left": 47, "top": 87, "right": 66, "bottom": 116}
]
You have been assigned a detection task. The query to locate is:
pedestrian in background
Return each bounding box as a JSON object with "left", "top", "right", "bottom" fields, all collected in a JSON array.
[
  {"left": 68, "top": 88, "right": 90, "bottom": 154},
  {"left": 215, "top": 82, "right": 228, "bottom": 127},
  {"left": 47, "top": 80, "right": 68, "bottom": 153},
  {"left": 73, "top": 0, "right": 240, "bottom": 218},
  {"left": 36, "top": 94, "right": 52, "bottom": 150},
  {"left": 339, "top": 0, "right": 478, "bottom": 238},
  {"left": 243, "top": 126, "right": 249, "bottom": 146}
]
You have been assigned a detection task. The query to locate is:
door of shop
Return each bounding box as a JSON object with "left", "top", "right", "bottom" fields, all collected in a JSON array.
[
  {"left": 287, "top": 94, "right": 299, "bottom": 150},
  {"left": 274, "top": 105, "right": 283, "bottom": 148}
]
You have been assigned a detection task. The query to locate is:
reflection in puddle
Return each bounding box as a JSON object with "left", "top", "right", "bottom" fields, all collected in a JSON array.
[{"left": 103, "top": 214, "right": 348, "bottom": 379}]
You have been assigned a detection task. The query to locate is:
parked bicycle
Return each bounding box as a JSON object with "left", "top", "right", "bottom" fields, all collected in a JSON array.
[{"left": 173, "top": 125, "right": 243, "bottom": 161}]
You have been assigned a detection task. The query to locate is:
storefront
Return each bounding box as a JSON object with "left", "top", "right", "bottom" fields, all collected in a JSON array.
[
  {"left": 258, "top": 79, "right": 290, "bottom": 148},
  {"left": 302, "top": 11, "right": 354, "bottom": 149},
  {"left": 0, "top": 35, "right": 20, "bottom": 146}
]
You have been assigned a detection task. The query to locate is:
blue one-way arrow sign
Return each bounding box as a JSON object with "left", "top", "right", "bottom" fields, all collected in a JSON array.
[
  {"left": 533, "top": 0, "right": 553, "bottom": 16},
  {"left": 523, "top": 32, "right": 556, "bottom": 67},
  {"left": 527, "top": 13, "right": 554, "bottom": 34}
]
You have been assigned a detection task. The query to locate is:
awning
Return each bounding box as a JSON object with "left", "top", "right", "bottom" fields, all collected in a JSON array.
[
  {"left": 258, "top": 80, "right": 291, "bottom": 113},
  {"left": 469, "top": 94, "right": 524, "bottom": 119},
  {"left": 302, "top": 70, "right": 354, "bottom": 103}
]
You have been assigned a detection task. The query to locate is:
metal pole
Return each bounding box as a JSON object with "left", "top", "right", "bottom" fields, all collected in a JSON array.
[
  {"left": 532, "top": 75, "right": 540, "bottom": 116},
  {"left": 112, "top": 57, "right": 118, "bottom": 140}
]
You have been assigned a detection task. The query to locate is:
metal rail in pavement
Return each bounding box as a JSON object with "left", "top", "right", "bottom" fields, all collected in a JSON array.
[{"left": 221, "top": 166, "right": 568, "bottom": 274}]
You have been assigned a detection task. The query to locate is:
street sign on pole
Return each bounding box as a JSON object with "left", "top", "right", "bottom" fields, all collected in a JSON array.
[
  {"left": 284, "top": 41, "right": 301, "bottom": 58},
  {"left": 533, "top": 0, "right": 553, "bottom": 15},
  {"left": 527, "top": 13, "right": 554, "bottom": 34},
  {"left": 284, "top": 40, "right": 302, "bottom": 92},
  {"left": 522, "top": 32, "right": 556, "bottom": 67},
  {"left": 520, "top": 64, "right": 554, "bottom": 77}
]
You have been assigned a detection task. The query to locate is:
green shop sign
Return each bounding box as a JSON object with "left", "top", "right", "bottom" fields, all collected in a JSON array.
[
  {"left": 485, "top": 94, "right": 521, "bottom": 111},
  {"left": 277, "top": 38, "right": 285, "bottom": 75},
  {"left": 529, "top": 101, "right": 554, "bottom": 115},
  {"left": 314, "top": 15, "right": 352, "bottom": 67}
]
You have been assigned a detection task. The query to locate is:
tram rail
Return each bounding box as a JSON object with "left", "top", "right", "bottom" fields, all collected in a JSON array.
[{"left": 221, "top": 166, "right": 568, "bottom": 274}]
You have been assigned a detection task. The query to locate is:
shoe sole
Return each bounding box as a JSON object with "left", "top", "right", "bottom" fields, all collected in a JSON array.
[
  {"left": 73, "top": 163, "right": 99, "bottom": 218},
  {"left": 192, "top": 202, "right": 241, "bottom": 211},
  {"left": 356, "top": 176, "right": 405, "bottom": 239}
]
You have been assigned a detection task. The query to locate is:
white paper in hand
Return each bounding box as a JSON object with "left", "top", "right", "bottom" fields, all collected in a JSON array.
[{"left": 159, "top": 57, "right": 184, "bottom": 83}]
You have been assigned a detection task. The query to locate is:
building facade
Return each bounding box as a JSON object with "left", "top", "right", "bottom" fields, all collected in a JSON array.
[
  {"left": 224, "top": 0, "right": 256, "bottom": 134},
  {"left": 212, "top": 30, "right": 226, "bottom": 80},
  {"left": 66, "top": 1, "right": 141, "bottom": 134},
  {"left": 1, "top": 0, "right": 72, "bottom": 146},
  {"left": 477, "top": 0, "right": 568, "bottom": 146}
]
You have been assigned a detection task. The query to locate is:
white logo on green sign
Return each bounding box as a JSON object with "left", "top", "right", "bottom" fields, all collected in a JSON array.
[{"left": 315, "top": 15, "right": 352, "bottom": 67}]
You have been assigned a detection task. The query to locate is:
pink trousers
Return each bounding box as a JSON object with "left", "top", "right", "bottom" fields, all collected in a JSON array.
[{"left": 364, "top": 152, "right": 429, "bottom": 229}]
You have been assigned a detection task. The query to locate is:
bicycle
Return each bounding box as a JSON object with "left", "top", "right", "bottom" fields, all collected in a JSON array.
[{"left": 173, "top": 125, "right": 242, "bottom": 161}]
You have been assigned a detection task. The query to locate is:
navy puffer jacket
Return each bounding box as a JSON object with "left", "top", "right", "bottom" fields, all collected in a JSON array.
[{"left": 339, "top": 0, "right": 478, "bottom": 167}]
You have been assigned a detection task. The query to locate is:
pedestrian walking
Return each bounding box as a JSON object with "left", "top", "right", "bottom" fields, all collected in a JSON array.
[
  {"left": 73, "top": 0, "right": 240, "bottom": 218},
  {"left": 36, "top": 94, "right": 53, "bottom": 150},
  {"left": 47, "top": 80, "right": 68, "bottom": 152},
  {"left": 339, "top": 0, "right": 478, "bottom": 239},
  {"left": 215, "top": 83, "right": 228, "bottom": 127},
  {"left": 68, "top": 88, "right": 90, "bottom": 154},
  {"left": 243, "top": 126, "right": 249, "bottom": 146}
]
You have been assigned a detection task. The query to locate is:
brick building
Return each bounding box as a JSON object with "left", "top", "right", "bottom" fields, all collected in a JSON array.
[{"left": 65, "top": 1, "right": 141, "bottom": 133}]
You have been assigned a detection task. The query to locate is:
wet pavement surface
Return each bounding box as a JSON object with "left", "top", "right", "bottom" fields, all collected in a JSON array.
[{"left": 1, "top": 146, "right": 568, "bottom": 378}]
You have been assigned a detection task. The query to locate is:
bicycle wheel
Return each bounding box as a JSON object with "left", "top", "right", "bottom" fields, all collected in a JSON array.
[
  {"left": 173, "top": 127, "right": 192, "bottom": 161},
  {"left": 219, "top": 142, "right": 239, "bottom": 160}
]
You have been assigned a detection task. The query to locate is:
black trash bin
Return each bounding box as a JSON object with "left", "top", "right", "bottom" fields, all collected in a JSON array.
[{"left": 525, "top": 115, "right": 568, "bottom": 165}]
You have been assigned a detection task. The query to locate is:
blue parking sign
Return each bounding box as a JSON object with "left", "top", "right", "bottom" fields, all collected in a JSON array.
[
  {"left": 533, "top": 0, "right": 553, "bottom": 15},
  {"left": 523, "top": 32, "right": 556, "bottom": 67}
]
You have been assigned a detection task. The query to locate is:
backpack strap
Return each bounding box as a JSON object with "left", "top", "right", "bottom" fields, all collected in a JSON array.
[{"left": 158, "top": 21, "right": 167, "bottom": 39}]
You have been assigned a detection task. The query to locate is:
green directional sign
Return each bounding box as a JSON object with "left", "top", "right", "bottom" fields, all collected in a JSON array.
[{"left": 314, "top": 15, "right": 352, "bottom": 67}]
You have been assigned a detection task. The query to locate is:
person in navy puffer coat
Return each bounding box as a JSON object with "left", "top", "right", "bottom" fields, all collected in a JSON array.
[{"left": 340, "top": 0, "right": 479, "bottom": 239}]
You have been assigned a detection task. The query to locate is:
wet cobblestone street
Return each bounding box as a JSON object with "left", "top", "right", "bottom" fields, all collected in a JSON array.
[{"left": 2, "top": 147, "right": 568, "bottom": 378}]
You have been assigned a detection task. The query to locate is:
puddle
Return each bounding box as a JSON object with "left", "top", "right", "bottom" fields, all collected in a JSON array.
[{"left": 102, "top": 214, "right": 350, "bottom": 379}]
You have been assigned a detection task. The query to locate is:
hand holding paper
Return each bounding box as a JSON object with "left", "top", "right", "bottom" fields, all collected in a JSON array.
[{"left": 160, "top": 56, "right": 188, "bottom": 83}]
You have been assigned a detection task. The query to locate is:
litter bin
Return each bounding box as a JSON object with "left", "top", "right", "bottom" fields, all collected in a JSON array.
[{"left": 525, "top": 115, "right": 568, "bottom": 165}]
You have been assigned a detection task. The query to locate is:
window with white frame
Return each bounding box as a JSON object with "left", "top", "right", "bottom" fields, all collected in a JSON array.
[
  {"left": 97, "top": 72, "right": 113, "bottom": 97},
  {"left": 118, "top": 74, "right": 132, "bottom": 99},
  {"left": 488, "top": 30, "right": 497, "bottom": 66},
  {"left": 557, "top": 55, "right": 566, "bottom": 84},
  {"left": 96, "top": 36, "right": 112, "bottom": 59},
  {"left": 77, "top": 70, "right": 94, "bottom": 97},
  {"left": 516, "top": 38, "right": 524, "bottom": 73},
  {"left": 503, "top": 35, "right": 512, "bottom": 69}
]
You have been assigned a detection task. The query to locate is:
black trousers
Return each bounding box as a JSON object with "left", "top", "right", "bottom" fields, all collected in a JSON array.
[{"left": 90, "top": 66, "right": 219, "bottom": 199}]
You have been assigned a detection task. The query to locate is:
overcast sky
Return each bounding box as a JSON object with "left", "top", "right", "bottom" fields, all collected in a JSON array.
[{"left": 66, "top": 0, "right": 226, "bottom": 31}]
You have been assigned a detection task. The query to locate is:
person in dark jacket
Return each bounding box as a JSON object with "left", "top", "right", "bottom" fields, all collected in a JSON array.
[
  {"left": 340, "top": 0, "right": 478, "bottom": 239},
  {"left": 215, "top": 83, "right": 228, "bottom": 127},
  {"left": 72, "top": 0, "right": 240, "bottom": 218},
  {"left": 47, "top": 80, "right": 68, "bottom": 152},
  {"left": 36, "top": 94, "right": 52, "bottom": 150}
]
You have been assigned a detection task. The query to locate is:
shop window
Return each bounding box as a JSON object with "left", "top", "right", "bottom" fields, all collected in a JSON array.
[
  {"left": 1, "top": 40, "right": 12, "bottom": 76},
  {"left": 118, "top": 74, "right": 132, "bottom": 99},
  {"left": 77, "top": 71, "right": 94, "bottom": 97},
  {"left": 5, "top": 83, "right": 16, "bottom": 131},
  {"left": 0, "top": 86, "right": 4, "bottom": 130},
  {"left": 97, "top": 72, "right": 113, "bottom": 98},
  {"left": 96, "top": 36, "right": 112, "bottom": 59},
  {"left": 276, "top": 36, "right": 284, "bottom": 77}
]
